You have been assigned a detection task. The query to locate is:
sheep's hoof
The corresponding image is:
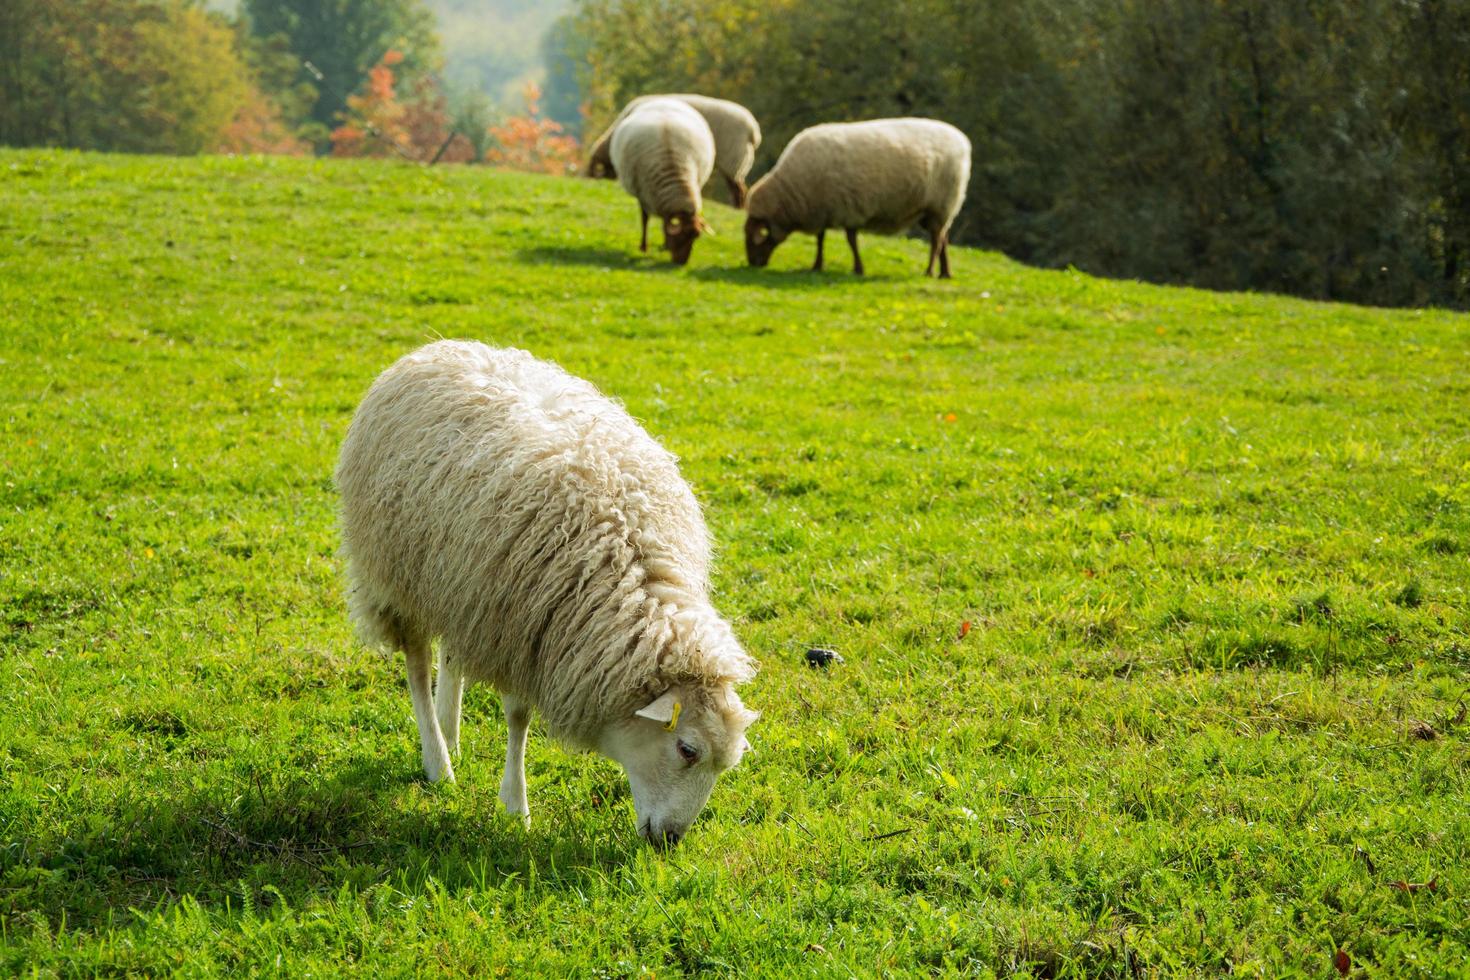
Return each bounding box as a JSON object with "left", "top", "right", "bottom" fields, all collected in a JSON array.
[
  {"left": 500, "top": 797, "right": 531, "bottom": 827},
  {"left": 423, "top": 755, "right": 455, "bottom": 784}
]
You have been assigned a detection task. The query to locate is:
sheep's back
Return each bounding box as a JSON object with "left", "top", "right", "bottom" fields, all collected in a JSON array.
[
  {"left": 755, "top": 118, "right": 971, "bottom": 234},
  {"left": 610, "top": 100, "right": 716, "bottom": 215},
  {"left": 337, "top": 341, "right": 710, "bottom": 701},
  {"left": 615, "top": 94, "right": 759, "bottom": 184}
]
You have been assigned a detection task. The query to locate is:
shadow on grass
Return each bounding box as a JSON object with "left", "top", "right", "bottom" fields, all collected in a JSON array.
[
  {"left": 517, "top": 244, "right": 679, "bottom": 272},
  {"left": 518, "top": 244, "right": 895, "bottom": 289},
  {"left": 688, "top": 265, "right": 895, "bottom": 288},
  {"left": 10, "top": 756, "right": 640, "bottom": 930}
]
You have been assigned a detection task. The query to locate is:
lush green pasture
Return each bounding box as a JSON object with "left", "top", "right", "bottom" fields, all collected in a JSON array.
[{"left": 2, "top": 149, "right": 1468, "bottom": 976}]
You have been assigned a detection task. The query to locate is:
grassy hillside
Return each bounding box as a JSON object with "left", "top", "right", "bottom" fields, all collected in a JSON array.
[{"left": 2, "top": 149, "right": 1468, "bottom": 976}]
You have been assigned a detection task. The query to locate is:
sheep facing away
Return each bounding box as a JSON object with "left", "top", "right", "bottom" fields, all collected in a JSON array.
[
  {"left": 336, "top": 341, "right": 758, "bottom": 848},
  {"left": 744, "top": 118, "right": 972, "bottom": 278},
  {"left": 587, "top": 94, "right": 762, "bottom": 207},
  {"left": 610, "top": 98, "right": 717, "bottom": 265}
]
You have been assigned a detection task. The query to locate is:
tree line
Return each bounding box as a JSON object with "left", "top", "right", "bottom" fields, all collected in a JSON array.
[
  {"left": 569, "top": 0, "right": 1470, "bottom": 309},
  {"left": 0, "top": 0, "right": 568, "bottom": 165}
]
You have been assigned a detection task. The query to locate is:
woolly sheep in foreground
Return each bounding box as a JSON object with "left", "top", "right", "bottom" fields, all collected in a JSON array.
[
  {"left": 586, "top": 94, "right": 762, "bottom": 207},
  {"left": 336, "top": 341, "right": 758, "bottom": 848},
  {"left": 609, "top": 97, "right": 717, "bottom": 265},
  {"left": 745, "top": 118, "right": 972, "bottom": 278}
]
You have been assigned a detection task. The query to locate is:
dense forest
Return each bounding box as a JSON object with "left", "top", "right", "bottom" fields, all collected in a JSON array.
[{"left": 3, "top": 0, "right": 1467, "bottom": 308}]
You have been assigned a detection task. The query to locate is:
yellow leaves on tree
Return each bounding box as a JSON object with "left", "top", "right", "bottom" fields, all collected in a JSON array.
[{"left": 217, "top": 84, "right": 312, "bottom": 156}]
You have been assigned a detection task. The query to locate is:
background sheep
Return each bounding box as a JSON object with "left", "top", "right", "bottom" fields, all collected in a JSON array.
[
  {"left": 586, "top": 94, "right": 762, "bottom": 207},
  {"left": 744, "top": 118, "right": 972, "bottom": 278},
  {"left": 610, "top": 98, "right": 717, "bottom": 265},
  {"left": 336, "top": 340, "right": 758, "bottom": 848}
]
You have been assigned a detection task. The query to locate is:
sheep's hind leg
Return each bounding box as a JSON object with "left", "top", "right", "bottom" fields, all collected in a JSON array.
[
  {"left": 939, "top": 231, "right": 952, "bottom": 279},
  {"left": 434, "top": 644, "right": 465, "bottom": 756},
  {"left": 498, "top": 693, "right": 531, "bottom": 825},
  {"left": 406, "top": 636, "right": 454, "bottom": 783},
  {"left": 812, "top": 229, "right": 825, "bottom": 271},
  {"left": 926, "top": 227, "right": 941, "bottom": 277},
  {"left": 725, "top": 175, "right": 746, "bottom": 208},
  {"left": 639, "top": 206, "right": 649, "bottom": 253},
  {"left": 846, "top": 228, "right": 864, "bottom": 276}
]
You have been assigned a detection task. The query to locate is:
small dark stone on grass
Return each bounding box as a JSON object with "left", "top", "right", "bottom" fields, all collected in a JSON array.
[{"left": 806, "top": 647, "right": 844, "bottom": 668}]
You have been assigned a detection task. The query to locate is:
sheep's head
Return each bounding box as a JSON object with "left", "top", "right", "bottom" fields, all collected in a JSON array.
[
  {"left": 744, "top": 217, "right": 787, "bottom": 267},
  {"left": 662, "top": 212, "right": 708, "bottom": 266},
  {"left": 585, "top": 145, "right": 616, "bottom": 179},
  {"left": 599, "top": 684, "right": 758, "bottom": 848}
]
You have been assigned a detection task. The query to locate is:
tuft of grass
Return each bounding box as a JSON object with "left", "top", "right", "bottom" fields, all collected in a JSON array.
[
  {"left": 2, "top": 148, "right": 1469, "bottom": 975},
  {"left": 1393, "top": 580, "right": 1425, "bottom": 608}
]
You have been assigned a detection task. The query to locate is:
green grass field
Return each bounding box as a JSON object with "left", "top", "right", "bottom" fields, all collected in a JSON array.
[{"left": 2, "top": 148, "right": 1468, "bottom": 976}]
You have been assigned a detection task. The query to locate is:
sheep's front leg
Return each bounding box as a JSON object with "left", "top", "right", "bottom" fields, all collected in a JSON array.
[
  {"left": 812, "top": 228, "right": 825, "bottom": 271},
  {"left": 435, "top": 645, "right": 464, "bottom": 756},
  {"left": 938, "top": 232, "right": 952, "bottom": 279},
  {"left": 406, "top": 638, "right": 454, "bottom": 783},
  {"left": 926, "top": 228, "right": 941, "bottom": 277},
  {"left": 846, "top": 228, "right": 864, "bottom": 276},
  {"left": 639, "top": 206, "right": 649, "bottom": 253},
  {"left": 498, "top": 693, "right": 531, "bottom": 824}
]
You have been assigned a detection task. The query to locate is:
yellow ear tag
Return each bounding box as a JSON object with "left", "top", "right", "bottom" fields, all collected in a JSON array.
[{"left": 664, "top": 701, "right": 682, "bottom": 733}]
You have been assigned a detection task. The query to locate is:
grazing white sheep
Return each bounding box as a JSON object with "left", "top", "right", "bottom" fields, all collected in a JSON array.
[
  {"left": 336, "top": 340, "right": 758, "bottom": 848},
  {"left": 587, "top": 94, "right": 762, "bottom": 206},
  {"left": 744, "top": 118, "right": 972, "bottom": 278},
  {"left": 609, "top": 97, "right": 717, "bottom": 265}
]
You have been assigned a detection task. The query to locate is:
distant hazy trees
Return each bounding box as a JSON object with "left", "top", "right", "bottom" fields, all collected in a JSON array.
[{"left": 575, "top": 0, "right": 1470, "bottom": 308}]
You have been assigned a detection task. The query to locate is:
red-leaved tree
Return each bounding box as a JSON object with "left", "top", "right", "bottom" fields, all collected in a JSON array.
[
  {"left": 484, "top": 81, "right": 580, "bottom": 175},
  {"left": 330, "top": 49, "right": 409, "bottom": 158}
]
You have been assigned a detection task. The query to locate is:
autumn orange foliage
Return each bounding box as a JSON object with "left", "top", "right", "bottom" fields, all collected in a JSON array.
[
  {"left": 217, "top": 84, "right": 311, "bottom": 156},
  {"left": 330, "top": 51, "right": 408, "bottom": 158},
  {"left": 328, "top": 49, "right": 472, "bottom": 161},
  {"left": 484, "top": 82, "right": 581, "bottom": 175}
]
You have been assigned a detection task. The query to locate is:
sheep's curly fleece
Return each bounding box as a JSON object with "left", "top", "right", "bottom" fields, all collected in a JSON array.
[
  {"left": 610, "top": 98, "right": 716, "bottom": 220},
  {"left": 589, "top": 94, "right": 760, "bottom": 191},
  {"left": 748, "top": 117, "right": 971, "bottom": 237},
  {"left": 336, "top": 341, "right": 754, "bottom": 748}
]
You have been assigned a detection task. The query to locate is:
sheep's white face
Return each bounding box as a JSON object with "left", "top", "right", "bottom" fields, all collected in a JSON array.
[{"left": 599, "top": 685, "right": 757, "bottom": 848}]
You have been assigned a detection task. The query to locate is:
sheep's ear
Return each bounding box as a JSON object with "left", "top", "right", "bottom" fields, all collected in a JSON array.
[
  {"left": 697, "top": 216, "right": 716, "bottom": 236},
  {"left": 635, "top": 691, "right": 682, "bottom": 730}
]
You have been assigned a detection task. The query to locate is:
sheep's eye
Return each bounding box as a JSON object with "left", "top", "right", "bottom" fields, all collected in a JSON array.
[{"left": 676, "top": 740, "right": 699, "bottom": 764}]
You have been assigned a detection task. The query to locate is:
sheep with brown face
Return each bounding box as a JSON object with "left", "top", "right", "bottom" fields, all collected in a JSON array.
[
  {"left": 744, "top": 118, "right": 972, "bottom": 278},
  {"left": 587, "top": 94, "right": 761, "bottom": 207},
  {"left": 609, "top": 98, "right": 717, "bottom": 265}
]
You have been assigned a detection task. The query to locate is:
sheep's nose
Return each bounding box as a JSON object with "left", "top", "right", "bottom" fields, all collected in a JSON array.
[{"left": 647, "top": 827, "right": 682, "bottom": 850}]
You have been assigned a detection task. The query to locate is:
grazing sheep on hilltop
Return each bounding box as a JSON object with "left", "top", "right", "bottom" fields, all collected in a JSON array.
[
  {"left": 587, "top": 94, "right": 762, "bottom": 206},
  {"left": 610, "top": 98, "right": 717, "bottom": 265},
  {"left": 336, "top": 341, "right": 758, "bottom": 848},
  {"left": 744, "top": 118, "right": 971, "bottom": 278}
]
